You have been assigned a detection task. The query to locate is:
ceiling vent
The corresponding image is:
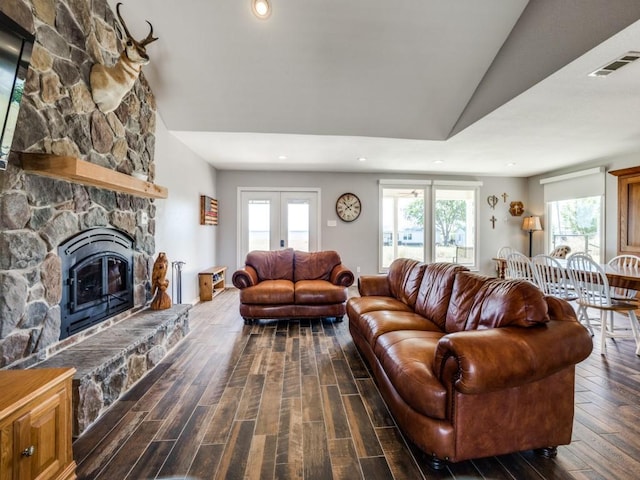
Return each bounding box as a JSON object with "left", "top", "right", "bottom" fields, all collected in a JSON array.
[{"left": 589, "top": 51, "right": 640, "bottom": 77}]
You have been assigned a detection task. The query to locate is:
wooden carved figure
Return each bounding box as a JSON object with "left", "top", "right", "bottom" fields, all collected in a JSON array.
[{"left": 150, "top": 252, "right": 171, "bottom": 310}]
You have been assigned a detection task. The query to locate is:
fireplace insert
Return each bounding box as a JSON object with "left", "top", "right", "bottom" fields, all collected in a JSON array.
[{"left": 59, "top": 228, "right": 134, "bottom": 339}]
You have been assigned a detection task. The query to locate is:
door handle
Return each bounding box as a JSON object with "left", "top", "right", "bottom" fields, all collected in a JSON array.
[{"left": 21, "top": 445, "right": 35, "bottom": 457}]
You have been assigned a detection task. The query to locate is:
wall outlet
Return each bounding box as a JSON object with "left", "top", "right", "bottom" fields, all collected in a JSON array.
[
  {"left": 327, "top": 220, "right": 337, "bottom": 227},
  {"left": 357, "top": 266, "right": 361, "bottom": 273}
]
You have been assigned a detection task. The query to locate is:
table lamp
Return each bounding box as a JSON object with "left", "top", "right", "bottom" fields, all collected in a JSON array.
[{"left": 522, "top": 216, "right": 542, "bottom": 257}]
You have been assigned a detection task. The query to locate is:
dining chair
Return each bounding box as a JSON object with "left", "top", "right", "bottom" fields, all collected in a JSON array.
[
  {"left": 567, "top": 253, "right": 640, "bottom": 355},
  {"left": 505, "top": 252, "right": 537, "bottom": 284},
  {"left": 531, "top": 254, "right": 577, "bottom": 301},
  {"left": 496, "top": 246, "right": 515, "bottom": 258},
  {"left": 607, "top": 254, "right": 640, "bottom": 303}
]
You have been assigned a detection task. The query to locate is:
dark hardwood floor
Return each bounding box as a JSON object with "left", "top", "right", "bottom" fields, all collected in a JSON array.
[{"left": 73, "top": 289, "right": 640, "bottom": 479}]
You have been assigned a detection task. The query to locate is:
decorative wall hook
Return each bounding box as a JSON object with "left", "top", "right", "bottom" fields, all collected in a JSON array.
[{"left": 487, "top": 195, "right": 499, "bottom": 209}]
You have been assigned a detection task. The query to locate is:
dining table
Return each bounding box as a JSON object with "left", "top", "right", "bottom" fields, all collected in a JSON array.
[{"left": 492, "top": 256, "right": 640, "bottom": 291}]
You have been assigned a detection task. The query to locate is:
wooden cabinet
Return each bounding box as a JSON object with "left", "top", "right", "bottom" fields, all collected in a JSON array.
[
  {"left": 0, "top": 368, "right": 76, "bottom": 480},
  {"left": 609, "top": 167, "right": 640, "bottom": 255},
  {"left": 198, "top": 266, "right": 227, "bottom": 301}
]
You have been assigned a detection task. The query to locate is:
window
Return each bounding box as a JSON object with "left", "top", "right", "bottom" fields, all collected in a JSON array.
[
  {"left": 547, "top": 197, "right": 602, "bottom": 262},
  {"left": 381, "top": 186, "right": 427, "bottom": 269},
  {"left": 541, "top": 168, "right": 604, "bottom": 263},
  {"left": 433, "top": 186, "right": 477, "bottom": 267},
  {"left": 379, "top": 180, "right": 480, "bottom": 271}
]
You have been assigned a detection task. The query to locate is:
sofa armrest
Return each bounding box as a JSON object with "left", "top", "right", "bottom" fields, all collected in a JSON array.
[
  {"left": 358, "top": 275, "right": 391, "bottom": 297},
  {"left": 434, "top": 320, "right": 592, "bottom": 394},
  {"left": 330, "top": 264, "right": 355, "bottom": 287},
  {"left": 232, "top": 266, "right": 258, "bottom": 289}
]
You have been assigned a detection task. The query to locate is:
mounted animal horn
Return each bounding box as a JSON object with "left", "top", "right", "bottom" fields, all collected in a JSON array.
[{"left": 90, "top": 3, "right": 159, "bottom": 113}]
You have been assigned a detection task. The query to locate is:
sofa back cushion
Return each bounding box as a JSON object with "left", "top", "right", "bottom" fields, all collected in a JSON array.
[
  {"left": 294, "top": 250, "right": 341, "bottom": 282},
  {"left": 246, "top": 248, "right": 295, "bottom": 281},
  {"left": 414, "top": 263, "right": 469, "bottom": 329},
  {"left": 387, "top": 258, "right": 426, "bottom": 309},
  {"left": 445, "top": 272, "right": 550, "bottom": 332}
]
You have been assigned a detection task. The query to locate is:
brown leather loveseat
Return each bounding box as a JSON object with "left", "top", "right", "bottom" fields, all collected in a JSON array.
[
  {"left": 347, "top": 258, "right": 593, "bottom": 468},
  {"left": 233, "top": 249, "right": 354, "bottom": 324}
]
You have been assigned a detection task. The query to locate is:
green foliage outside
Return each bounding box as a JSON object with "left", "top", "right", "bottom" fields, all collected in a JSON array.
[
  {"left": 11, "top": 81, "right": 24, "bottom": 104},
  {"left": 558, "top": 198, "right": 598, "bottom": 235},
  {"left": 404, "top": 198, "right": 466, "bottom": 245}
]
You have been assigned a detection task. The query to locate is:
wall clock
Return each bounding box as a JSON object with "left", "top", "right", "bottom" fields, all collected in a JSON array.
[{"left": 336, "top": 192, "right": 361, "bottom": 222}]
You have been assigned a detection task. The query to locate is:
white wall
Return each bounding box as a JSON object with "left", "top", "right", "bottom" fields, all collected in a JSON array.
[
  {"left": 216, "top": 170, "right": 528, "bottom": 277},
  {"left": 527, "top": 151, "right": 640, "bottom": 262},
  {"left": 153, "top": 117, "right": 218, "bottom": 304}
]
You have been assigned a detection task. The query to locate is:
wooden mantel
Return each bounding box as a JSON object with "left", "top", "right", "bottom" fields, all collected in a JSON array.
[{"left": 20, "top": 153, "right": 168, "bottom": 199}]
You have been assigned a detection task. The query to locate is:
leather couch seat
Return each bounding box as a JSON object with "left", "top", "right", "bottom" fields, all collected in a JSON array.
[
  {"left": 347, "top": 258, "right": 593, "bottom": 467},
  {"left": 233, "top": 249, "right": 354, "bottom": 324}
]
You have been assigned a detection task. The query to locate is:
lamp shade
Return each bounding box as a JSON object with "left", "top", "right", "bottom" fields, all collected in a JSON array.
[{"left": 522, "top": 216, "right": 542, "bottom": 232}]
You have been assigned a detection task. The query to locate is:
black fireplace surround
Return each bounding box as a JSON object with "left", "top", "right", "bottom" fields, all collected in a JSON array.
[{"left": 59, "top": 228, "right": 134, "bottom": 339}]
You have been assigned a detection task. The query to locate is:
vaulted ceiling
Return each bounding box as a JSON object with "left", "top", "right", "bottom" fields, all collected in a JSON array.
[{"left": 110, "top": 0, "right": 640, "bottom": 176}]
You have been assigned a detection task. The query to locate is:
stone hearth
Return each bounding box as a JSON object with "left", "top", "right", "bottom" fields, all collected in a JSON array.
[{"left": 34, "top": 304, "right": 190, "bottom": 436}]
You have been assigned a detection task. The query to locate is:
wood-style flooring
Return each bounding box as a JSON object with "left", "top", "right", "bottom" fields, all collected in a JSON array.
[{"left": 73, "top": 289, "right": 640, "bottom": 479}]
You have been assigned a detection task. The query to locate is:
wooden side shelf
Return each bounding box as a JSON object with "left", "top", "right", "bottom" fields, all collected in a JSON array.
[
  {"left": 20, "top": 153, "right": 168, "bottom": 199},
  {"left": 198, "top": 266, "right": 227, "bottom": 301}
]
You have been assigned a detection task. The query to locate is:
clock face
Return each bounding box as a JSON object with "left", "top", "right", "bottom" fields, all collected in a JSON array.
[{"left": 336, "top": 193, "right": 361, "bottom": 222}]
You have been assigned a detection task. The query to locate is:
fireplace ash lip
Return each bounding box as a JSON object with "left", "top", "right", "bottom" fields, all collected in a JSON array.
[{"left": 59, "top": 227, "right": 135, "bottom": 340}]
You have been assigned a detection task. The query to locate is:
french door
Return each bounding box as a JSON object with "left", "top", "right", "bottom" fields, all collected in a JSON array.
[{"left": 238, "top": 189, "right": 320, "bottom": 267}]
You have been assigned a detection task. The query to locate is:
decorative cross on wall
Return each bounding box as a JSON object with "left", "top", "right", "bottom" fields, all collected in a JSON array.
[
  {"left": 502, "top": 192, "right": 508, "bottom": 203},
  {"left": 490, "top": 215, "right": 497, "bottom": 229}
]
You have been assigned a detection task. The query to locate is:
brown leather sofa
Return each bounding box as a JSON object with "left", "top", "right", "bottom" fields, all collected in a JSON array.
[
  {"left": 232, "top": 249, "right": 354, "bottom": 324},
  {"left": 347, "top": 258, "right": 593, "bottom": 468}
]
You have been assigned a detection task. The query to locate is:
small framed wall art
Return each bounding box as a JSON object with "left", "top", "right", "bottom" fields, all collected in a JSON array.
[{"left": 200, "top": 195, "right": 218, "bottom": 225}]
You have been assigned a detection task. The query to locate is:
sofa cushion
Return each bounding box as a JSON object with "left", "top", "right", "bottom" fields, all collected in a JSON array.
[
  {"left": 446, "top": 272, "right": 550, "bottom": 332},
  {"left": 294, "top": 250, "right": 341, "bottom": 282},
  {"left": 354, "top": 310, "right": 442, "bottom": 348},
  {"left": 239, "top": 279, "right": 295, "bottom": 305},
  {"left": 246, "top": 249, "right": 295, "bottom": 281},
  {"left": 387, "top": 258, "right": 427, "bottom": 309},
  {"left": 347, "top": 296, "right": 413, "bottom": 320},
  {"left": 414, "top": 263, "right": 468, "bottom": 329},
  {"left": 374, "top": 330, "right": 448, "bottom": 420},
  {"left": 295, "top": 280, "right": 347, "bottom": 304}
]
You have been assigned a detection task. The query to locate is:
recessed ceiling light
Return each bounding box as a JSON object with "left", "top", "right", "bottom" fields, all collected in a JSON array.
[
  {"left": 358, "top": 157, "right": 367, "bottom": 162},
  {"left": 507, "top": 162, "right": 516, "bottom": 167},
  {"left": 433, "top": 159, "right": 444, "bottom": 164},
  {"left": 278, "top": 155, "right": 287, "bottom": 160},
  {"left": 251, "top": 0, "right": 271, "bottom": 19}
]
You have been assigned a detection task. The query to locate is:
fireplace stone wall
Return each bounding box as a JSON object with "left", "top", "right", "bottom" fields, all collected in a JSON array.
[{"left": 0, "top": 0, "right": 158, "bottom": 368}]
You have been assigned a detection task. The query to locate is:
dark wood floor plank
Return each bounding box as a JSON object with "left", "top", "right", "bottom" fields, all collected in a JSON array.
[
  {"left": 356, "top": 378, "right": 395, "bottom": 428},
  {"left": 303, "top": 421, "right": 332, "bottom": 479},
  {"left": 302, "top": 374, "right": 323, "bottom": 423},
  {"left": 94, "top": 420, "right": 163, "bottom": 480},
  {"left": 187, "top": 443, "right": 224, "bottom": 479},
  {"left": 375, "top": 426, "right": 425, "bottom": 480},
  {"left": 332, "top": 358, "right": 359, "bottom": 395},
  {"left": 328, "top": 438, "right": 362, "bottom": 480},
  {"left": 322, "top": 385, "right": 351, "bottom": 440},
  {"left": 342, "top": 394, "right": 384, "bottom": 458},
  {"left": 75, "top": 410, "right": 148, "bottom": 479},
  {"left": 276, "top": 397, "right": 303, "bottom": 467},
  {"left": 158, "top": 404, "right": 215, "bottom": 477},
  {"left": 359, "top": 456, "right": 395, "bottom": 480},
  {"left": 214, "top": 420, "right": 256, "bottom": 479},
  {"left": 124, "top": 440, "right": 175, "bottom": 480},
  {"left": 237, "top": 373, "right": 266, "bottom": 421},
  {"left": 203, "top": 386, "right": 244, "bottom": 444},
  {"left": 72, "top": 400, "right": 137, "bottom": 465},
  {"left": 155, "top": 383, "right": 207, "bottom": 440}
]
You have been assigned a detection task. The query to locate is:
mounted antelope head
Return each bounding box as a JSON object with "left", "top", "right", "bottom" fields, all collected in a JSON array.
[{"left": 90, "top": 3, "right": 158, "bottom": 113}]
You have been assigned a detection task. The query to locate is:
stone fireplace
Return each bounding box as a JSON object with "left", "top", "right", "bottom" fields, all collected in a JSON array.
[{"left": 0, "top": 0, "right": 158, "bottom": 368}]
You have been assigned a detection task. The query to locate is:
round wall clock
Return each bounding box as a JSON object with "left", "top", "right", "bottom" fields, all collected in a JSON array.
[{"left": 336, "top": 192, "right": 361, "bottom": 222}]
